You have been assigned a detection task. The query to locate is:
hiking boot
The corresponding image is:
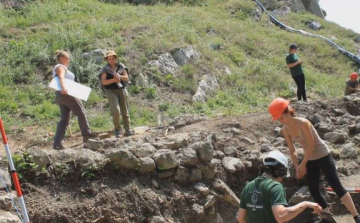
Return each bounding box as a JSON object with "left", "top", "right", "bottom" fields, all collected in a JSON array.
[
  {"left": 83, "top": 132, "right": 97, "bottom": 143},
  {"left": 115, "top": 129, "right": 122, "bottom": 138},
  {"left": 124, "top": 130, "right": 134, "bottom": 137},
  {"left": 53, "top": 144, "right": 65, "bottom": 150}
]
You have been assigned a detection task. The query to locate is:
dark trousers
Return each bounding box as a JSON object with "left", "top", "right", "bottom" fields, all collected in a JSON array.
[
  {"left": 306, "top": 154, "right": 347, "bottom": 208},
  {"left": 292, "top": 74, "right": 307, "bottom": 101},
  {"left": 54, "top": 92, "right": 91, "bottom": 146}
]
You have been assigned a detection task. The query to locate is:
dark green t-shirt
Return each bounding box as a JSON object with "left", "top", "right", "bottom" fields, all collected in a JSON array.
[
  {"left": 286, "top": 54, "right": 304, "bottom": 77},
  {"left": 240, "top": 176, "right": 288, "bottom": 223},
  {"left": 345, "top": 79, "right": 359, "bottom": 95}
]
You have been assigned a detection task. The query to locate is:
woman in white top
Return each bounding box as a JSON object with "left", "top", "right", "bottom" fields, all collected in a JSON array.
[{"left": 53, "top": 50, "right": 93, "bottom": 150}]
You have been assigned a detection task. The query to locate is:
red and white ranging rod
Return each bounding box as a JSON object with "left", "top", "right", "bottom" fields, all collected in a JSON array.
[{"left": 0, "top": 117, "right": 31, "bottom": 223}]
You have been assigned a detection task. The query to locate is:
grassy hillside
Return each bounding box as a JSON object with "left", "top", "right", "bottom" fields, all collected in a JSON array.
[{"left": 0, "top": 0, "right": 359, "bottom": 133}]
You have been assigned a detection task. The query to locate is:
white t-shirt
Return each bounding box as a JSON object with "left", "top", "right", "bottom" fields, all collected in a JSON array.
[{"left": 53, "top": 64, "right": 75, "bottom": 81}]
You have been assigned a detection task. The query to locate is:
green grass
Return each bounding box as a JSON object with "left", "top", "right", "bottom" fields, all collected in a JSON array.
[{"left": 0, "top": 0, "right": 359, "bottom": 132}]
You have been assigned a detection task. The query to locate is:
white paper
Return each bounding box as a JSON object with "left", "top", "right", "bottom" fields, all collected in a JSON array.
[{"left": 49, "top": 77, "right": 92, "bottom": 101}]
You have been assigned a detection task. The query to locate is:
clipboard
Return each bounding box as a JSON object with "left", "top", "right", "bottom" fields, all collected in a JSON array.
[{"left": 49, "top": 77, "right": 92, "bottom": 101}]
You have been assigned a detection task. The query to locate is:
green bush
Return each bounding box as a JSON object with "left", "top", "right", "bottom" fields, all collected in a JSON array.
[
  {"left": 145, "top": 86, "right": 157, "bottom": 99},
  {"left": 172, "top": 78, "right": 197, "bottom": 94}
]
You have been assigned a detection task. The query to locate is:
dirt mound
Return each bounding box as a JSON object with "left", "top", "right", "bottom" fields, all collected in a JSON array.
[{"left": 1, "top": 95, "right": 360, "bottom": 223}]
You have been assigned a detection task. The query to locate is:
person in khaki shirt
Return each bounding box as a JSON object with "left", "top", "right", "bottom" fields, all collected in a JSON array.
[{"left": 99, "top": 50, "right": 133, "bottom": 138}]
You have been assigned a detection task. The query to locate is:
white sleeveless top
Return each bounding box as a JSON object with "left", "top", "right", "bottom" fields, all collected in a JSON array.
[{"left": 53, "top": 64, "right": 75, "bottom": 81}]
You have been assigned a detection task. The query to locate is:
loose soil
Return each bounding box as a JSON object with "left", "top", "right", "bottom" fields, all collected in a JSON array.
[{"left": 1, "top": 99, "right": 360, "bottom": 223}]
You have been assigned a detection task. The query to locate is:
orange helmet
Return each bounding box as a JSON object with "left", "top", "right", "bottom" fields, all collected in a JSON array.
[
  {"left": 350, "top": 72, "right": 358, "bottom": 80},
  {"left": 268, "top": 98, "right": 290, "bottom": 121}
]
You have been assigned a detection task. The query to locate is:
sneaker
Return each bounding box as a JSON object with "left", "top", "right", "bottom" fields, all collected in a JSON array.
[
  {"left": 115, "top": 129, "right": 121, "bottom": 138},
  {"left": 53, "top": 144, "right": 65, "bottom": 150},
  {"left": 83, "top": 132, "right": 97, "bottom": 143},
  {"left": 124, "top": 130, "right": 134, "bottom": 137},
  {"left": 354, "top": 215, "right": 360, "bottom": 223}
]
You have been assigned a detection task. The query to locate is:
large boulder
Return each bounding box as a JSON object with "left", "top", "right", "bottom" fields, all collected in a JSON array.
[
  {"left": 59, "top": 149, "right": 106, "bottom": 170},
  {"left": 172, "top": 46, "right": 201, "bottom": 66},
  {"left": 340, "top": 143, "right": 359, "bottom": 159},
  {"left": 289, "top": 186, "right": 312, "bottom": 205},
  {"left": 83, "top": 49, "right": 107, "bottom": 65},
  {"left": 213, "top": 179, "right": 240, "bottom": 207},
  {"left": 0, "top": 168, "right": 11, "bottom": 190},
  {"left": 27, "top": 148, "right": 52, "bottom": 171},
  {"left": 0, "top": 210, "right": 21, "bottom": 223},
  {"left": 193, "top": 142, "right": 214, "bottom": 162},
  {"left": 307, "top": 21, "right": 322, "bottom": 30},
  {"left": 178, "top": 148, "right": 199, "bottom": 166},
  {"left": 131, "top": 143, "right": 157, "bottom": 158},
  {"left": 314, "top": 122, "right": 334, "bottom": 137},
  {"left": 133, "top": 73, "right": 149, "bottom": 88},
  {"left": 148, "top": 53, "right": 179, "bottom": 74},
  {"left": 106, "top": 148, "right": 140, "bottom": 169},
  {"left": 152, "top": 149, "right": 180, "bottom": 170},
  {"left": 139, "top": 157, "right": 156, "bottom": 173},
  {"left": 324, "top": 132, "right": 347, "bottom": 144},
  {"left": 192, "top": 74, "right": 219, "bottom": 102},
  {"left": 222, "top": 157, "right": 244, "bottom": 173}
]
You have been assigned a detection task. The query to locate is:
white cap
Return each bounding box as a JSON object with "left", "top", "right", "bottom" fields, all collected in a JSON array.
[{"left": 263, "top": 150, "right": 289, "bottom": 169}]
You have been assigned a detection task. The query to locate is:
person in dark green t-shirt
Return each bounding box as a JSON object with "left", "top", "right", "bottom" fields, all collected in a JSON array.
[
  {"left": 237, "top": 150, "right": 322, "bottom": 223},
  {"left": 286, "top": 44, "right": 307, "bottom": 101}
]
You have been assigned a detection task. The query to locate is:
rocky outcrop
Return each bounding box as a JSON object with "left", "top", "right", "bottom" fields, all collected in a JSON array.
[
  {"left": 172, "top": 46, "right": 201, "bottom": 66},
  {"left": 148, "top": 53, "right": 179, "bottom": 74},
  {"left": 192, "top": 74, "right": 219, "bottom": 102}
]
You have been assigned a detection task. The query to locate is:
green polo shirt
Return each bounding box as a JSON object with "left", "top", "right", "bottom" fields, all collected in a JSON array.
[
  {"left": 240, "top": 176, "right": 288, "bottom": 223},
  {"left": 286, "top": 54, "right": 304, "bottom": 77}
]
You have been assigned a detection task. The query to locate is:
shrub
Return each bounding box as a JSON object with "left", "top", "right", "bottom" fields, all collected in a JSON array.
[{"left": 145, "top": 86, "right": 157, "bottom": 99}]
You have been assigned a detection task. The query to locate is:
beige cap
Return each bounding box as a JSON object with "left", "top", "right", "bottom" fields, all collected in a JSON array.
[{"left": 104, "top": 50, "right": 118, "bottom": 59}]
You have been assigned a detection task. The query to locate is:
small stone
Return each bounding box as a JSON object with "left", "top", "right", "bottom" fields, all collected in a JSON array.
[
  {"left": 98, "top": 132, "right": 111, "bottom": 140},
  {"left": 157, "top": 169, "right": 175, "bottom": 179},
  {"left": 0, "top": 195, "right": 13, "bottom": 211},
  {"left": 260, "top": 144, "right": 272, "bottom": 153},
  {"left": 152, "top": 179, "right": 159, "bottom": 189},
  {"left": 150, "top": 216, "right": 166, "bottom": 223},
  {"left": 223, "top": 147, "right": 236, "bottom": 156},
  {"left": 174, "top": 166, "right": 190, "bottom": 184},
  {"left": 194, "top": 183, "right": 210, "bottom": 196},
  {"left": 86, "top": 139, "right": 104, "bottom": 151},
  {"left": 330, "top": 149, "right": 341, "bottom": 160},
  {"left": 222, "top": 127, "right": 241, "bottom": 135},
  {"left": 307, "top": 21, "right": 322, "bottom": 30},
  {"left": 178, "top": 148, "right": 199, "bottom": 166},
  {"left": 204, "top": 195, "right": 217, "bottom": 209},
  {"left": 333, "top": 108, "right": 345, "bottom": 116},
  {"left": 240, "top": 137, "right": 255, "bottom": 145},
  {"left": 213, "top": 150, "right": 225, "bottom": 159},
  {"left": 189, "top": 168, "right": 202, "bottom": 182}
]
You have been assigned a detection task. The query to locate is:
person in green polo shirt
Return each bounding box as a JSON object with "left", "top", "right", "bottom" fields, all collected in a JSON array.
[
  {"left": 237, "top": 150, "right": 322, "bottom": 223},
  {"left": 286, "top": 44, "right": 307, "bottom": 101}
]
